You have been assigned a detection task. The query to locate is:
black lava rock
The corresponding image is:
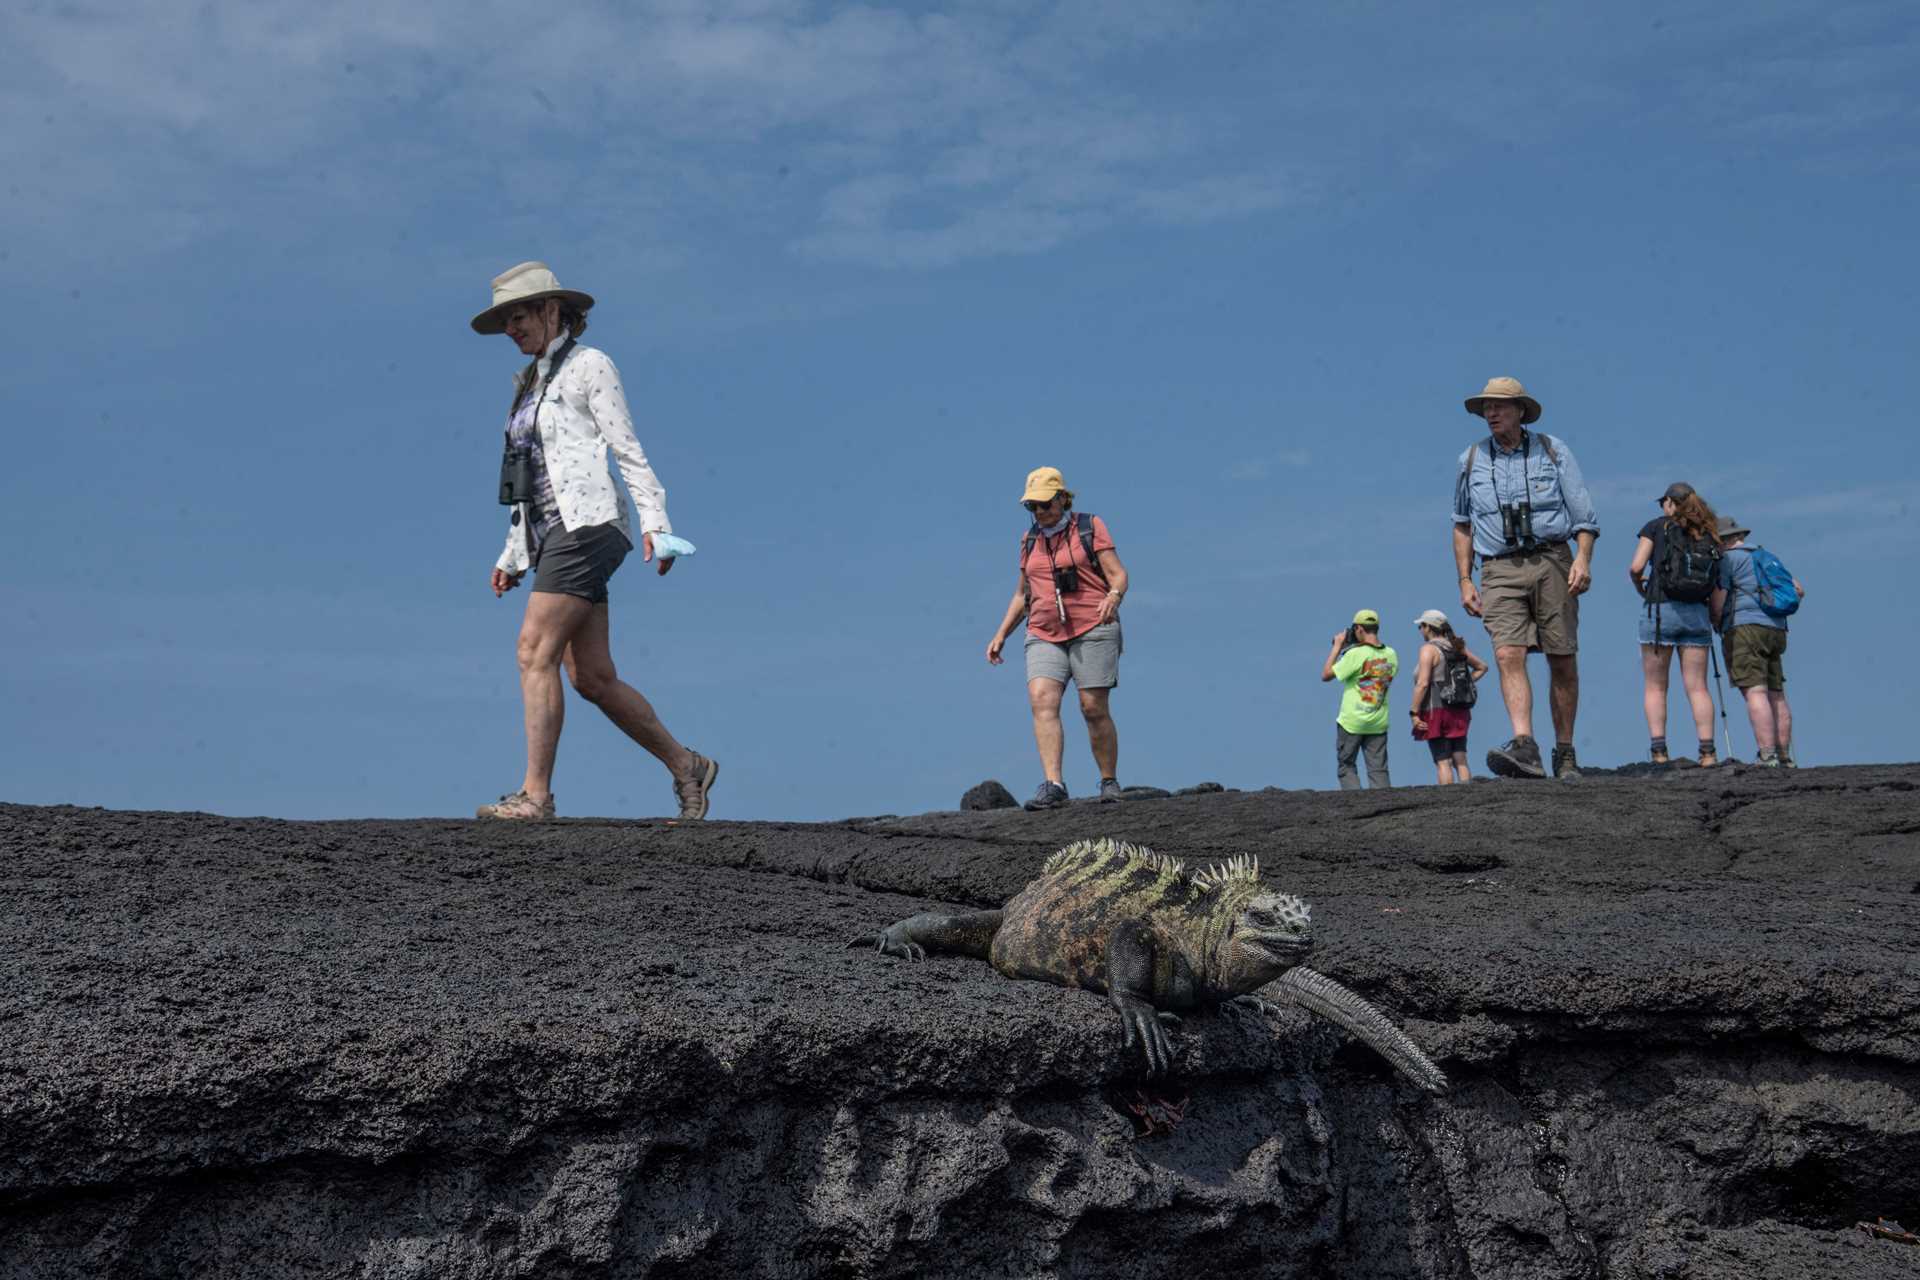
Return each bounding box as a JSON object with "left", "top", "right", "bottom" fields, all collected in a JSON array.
[{"left": 960, "top": 779, "right": 1018, "bottom": 810}]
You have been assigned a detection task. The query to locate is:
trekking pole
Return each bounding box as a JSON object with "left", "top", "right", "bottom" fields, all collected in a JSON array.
[{"left": 1708, "top": 638, "right": 1733, "bottom": 761}]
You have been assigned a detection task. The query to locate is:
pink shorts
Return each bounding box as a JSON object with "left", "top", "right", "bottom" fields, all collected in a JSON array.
[{"left": 1413, "top": 706, "right": 1471, "bottom": 742}]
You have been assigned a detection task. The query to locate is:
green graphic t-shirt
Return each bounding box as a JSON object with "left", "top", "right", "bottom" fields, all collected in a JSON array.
[{"left": 1332, "top": 644, "right": 1399, "bottom": 735}]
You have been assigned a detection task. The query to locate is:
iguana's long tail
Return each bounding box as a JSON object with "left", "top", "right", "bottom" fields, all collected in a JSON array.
[{"left": 1271, "top": 967, "right": 1448, "bottom": 1095}]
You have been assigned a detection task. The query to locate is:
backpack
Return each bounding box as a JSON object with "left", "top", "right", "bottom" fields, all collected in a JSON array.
[
  {"left": 1018, "top": 513, "right": 1108, "bottom": 595},
  {"left": 1435, "top": 645, "right": 1477, "bottom": 708},
  {"left": 1650, "top": 518, "right": 1721, "bottom": 605},
  {"left": 1745, "top": 546, "right": 1801, "bottom": 618}
]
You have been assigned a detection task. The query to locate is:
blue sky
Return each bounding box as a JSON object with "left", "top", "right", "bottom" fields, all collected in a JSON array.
[{"left": 4, "top": 0, "right": 1916, "bottom": 820}]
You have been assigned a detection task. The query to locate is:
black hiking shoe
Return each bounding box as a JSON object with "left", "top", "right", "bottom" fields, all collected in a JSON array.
[
  {"left": 1099, "top": 778, "right": 1124, "bottom": 804},
  {"left": 1024, "top": 780, "right": 1070, "bottom": 811},
  {"left": 1486, "top": 736, "right": 1546, "bottom": 779},
  {"left": 1551, "top": 744, "right": 1582, "bottom": 780}
]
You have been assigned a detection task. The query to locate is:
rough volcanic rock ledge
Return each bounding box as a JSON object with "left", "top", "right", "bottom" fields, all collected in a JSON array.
[{"left": 2, "top": 764, "right": 1918, "bottom": 1278}]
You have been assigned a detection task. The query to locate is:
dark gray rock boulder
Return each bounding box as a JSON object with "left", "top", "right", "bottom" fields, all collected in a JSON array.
[
  {"left": 4, "top": 765, "right": 1919, "bottom": 1278},
  {"left": 960, "top": 779, "right": 1018, "bottom": 810}
]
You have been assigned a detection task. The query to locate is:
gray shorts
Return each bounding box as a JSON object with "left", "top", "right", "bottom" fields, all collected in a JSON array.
[
  {"left": 531, "top": 521, "right": 631, "bottom": 604},
  {"left": 1025, "top": 621, "right": 1122, "bottom": 689}
]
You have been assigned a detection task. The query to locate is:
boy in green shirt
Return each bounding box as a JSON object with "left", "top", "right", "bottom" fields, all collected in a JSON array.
[{"left": 1321, "top": 609, "right": 1399, "bottom": 789}]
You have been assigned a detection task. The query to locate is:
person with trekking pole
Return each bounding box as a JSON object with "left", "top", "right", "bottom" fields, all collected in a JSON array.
[
  {"left": 1628, "top": 482, "right": 1724, "bottom": 766},
  {"left": 1709, "top": 514, "right": 1806, "bottom": 768}
]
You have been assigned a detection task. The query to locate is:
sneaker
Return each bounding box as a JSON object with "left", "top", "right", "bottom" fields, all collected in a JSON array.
[
  {"left": 1486, "top": 736, "right": 1546, "bottom": 779},
  {"left": 477, "top": 790, "right": 555, "bottom": 821},
  {"left": 1098, "top": 778, "right": 1124, "bottom": 804},
  {"left": 1755, "top": 749, "right": 1781, "bottom": 769},
  {"left": 674, "top": 751, "right": 719, "bottom": 820},
  {"left": 1778, "top": 744, "right": 1797, "bottom": 769},
  {"left": 1551, "top": 744, "right": 1582, "bottom": 780},
  {"left": 1024, "top": 780, "right": 1070, "bottom": 811}
]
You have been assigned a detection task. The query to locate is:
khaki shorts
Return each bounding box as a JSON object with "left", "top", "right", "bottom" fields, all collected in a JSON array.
[
  {"left": 1723, "top": 624, "right": 1787, "bottom": 690},
  {"left": 1479, "top": 542, "right": 1579, "bottom": 655}
]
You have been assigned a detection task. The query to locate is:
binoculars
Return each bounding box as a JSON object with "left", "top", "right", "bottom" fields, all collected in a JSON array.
[
  {"left": 499, "top": 446, "right": 536, "bottom": 505},
  {"left": 1500, "top": 502, "right": 1536, "bottom": 548},
  {"left": 1052, "top": 565, "right": 1082, "bottom": 596}
]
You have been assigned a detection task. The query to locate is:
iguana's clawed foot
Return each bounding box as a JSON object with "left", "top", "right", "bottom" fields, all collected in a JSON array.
[
  {"left": 1119, "top": 1000, "right": 1180, "bottom": 1077},
  {"left": 1232, "top": 993, "right": 1284, "bottom": 1021},
  {"left": 847, "top": 928, "right": 925, "bottom": 962}
]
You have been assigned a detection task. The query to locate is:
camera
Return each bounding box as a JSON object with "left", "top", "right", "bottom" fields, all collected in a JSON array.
[
  {"left": 1052, "top": 565, "right": 1081, "bottom": 595},
  {"left": 1500, "top": 502, "right": 1535, "bottom": 548},
  {"left": 499, "top": 445, "right": 536, "bottom": 505}
]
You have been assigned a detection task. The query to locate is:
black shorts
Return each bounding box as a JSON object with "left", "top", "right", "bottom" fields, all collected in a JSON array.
[
  {"left": 531, "top": 522, "right": 631, "bottom": 604},
  {"left": 1427, "top": 736, "right": 1467, "bottom": 762}
]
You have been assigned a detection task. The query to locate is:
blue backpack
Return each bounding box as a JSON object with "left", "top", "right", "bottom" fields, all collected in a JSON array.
[{"left": 1743, "top": 546, "right": 1801, "bottom": 619}]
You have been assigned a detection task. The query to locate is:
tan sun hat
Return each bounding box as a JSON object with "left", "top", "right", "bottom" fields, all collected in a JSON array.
[
  {"left": 470, "top": 261, "right": 595, "bottom": 335},
  {"left": 1463, "top": 376, "right": 1542, "bottom": 425},
  {"left": 1020, "top": 467, "right": 1074, "bottom": 505}
]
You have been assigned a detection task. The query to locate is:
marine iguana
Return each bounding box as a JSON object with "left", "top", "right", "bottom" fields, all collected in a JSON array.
[{"left": 850, "top": 837, "right": 1446, "bottom": 1094}]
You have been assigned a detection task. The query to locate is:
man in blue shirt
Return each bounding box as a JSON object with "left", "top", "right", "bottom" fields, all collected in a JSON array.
[
  {"left": 1709, "top": 515, "right": 1805, "bottom": 767},
  {"left": 1450, "top": 377, "right": 1601, "bottom": 780}
]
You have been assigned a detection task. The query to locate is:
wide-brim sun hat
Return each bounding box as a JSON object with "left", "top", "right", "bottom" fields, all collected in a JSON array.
[
  {"left": 1352, "top": 608, "right": 1381, "bottom": 627},
  {"left": 1716, "top": 515, "right": 1751, "bottom": 542},
  {"left": 471, "top": 261, "right": 595, "bottom": 335},
  {"left": 1021, "top": 467, "right": 1074, "bottom": 505},
  {"left": 1463, "top": 376, "right": 1542, "bottom": 425},
  {"left": 1414, "top": 608, "right": 1450, "bottom": 630}
]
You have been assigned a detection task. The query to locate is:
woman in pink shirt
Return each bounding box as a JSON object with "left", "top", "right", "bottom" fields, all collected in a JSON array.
[{"left": 986, "top": 468, "right": 1130, "bottom": 810}]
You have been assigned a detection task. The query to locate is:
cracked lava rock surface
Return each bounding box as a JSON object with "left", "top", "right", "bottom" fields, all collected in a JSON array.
[{"left": 3, "top": 762, "right": 1918, "bottom": 1278}]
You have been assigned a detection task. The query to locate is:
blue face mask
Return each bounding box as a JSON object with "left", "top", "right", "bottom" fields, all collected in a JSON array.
[{"left": 651, "top": 533, "right": 697, "bottom": 561}]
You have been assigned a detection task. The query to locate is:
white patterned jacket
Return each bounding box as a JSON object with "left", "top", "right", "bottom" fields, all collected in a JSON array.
[{"left": 495, "top": 334, "right": 672, "bottom": 576}]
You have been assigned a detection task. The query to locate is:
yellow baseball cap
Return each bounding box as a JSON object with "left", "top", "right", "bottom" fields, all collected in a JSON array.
[
  {"left": 1352, "top": 609, "right": 1380, "bottom": 626},
  {"left": 1020, "top": 466, "right": 1074, "bottom": 504}
]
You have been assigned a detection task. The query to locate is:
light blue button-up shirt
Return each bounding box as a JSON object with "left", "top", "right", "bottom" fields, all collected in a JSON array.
[{"left": 1451, "top": 430, "right": 1601, "bottom": 562}]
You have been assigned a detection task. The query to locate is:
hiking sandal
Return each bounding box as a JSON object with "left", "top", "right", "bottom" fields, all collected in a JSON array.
[{"left": 476, "top": 790, "right": 555, "bottom": 820}]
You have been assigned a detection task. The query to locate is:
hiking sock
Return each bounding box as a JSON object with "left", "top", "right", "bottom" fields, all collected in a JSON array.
[
  {"left": 1102, "top": 777, "right": 1117, "bottom": 786},
  {"left": 1697, "top": 739, "right": 1715, "bottom": 757}
]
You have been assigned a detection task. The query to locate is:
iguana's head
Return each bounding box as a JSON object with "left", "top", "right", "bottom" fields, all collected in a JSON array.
[{"left": 1221, "top": 890, "right": 1313, "bottom": 992}]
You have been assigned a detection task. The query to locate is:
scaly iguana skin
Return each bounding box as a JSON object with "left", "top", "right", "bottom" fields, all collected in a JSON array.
[{"left": 850, "top": 837, "right": 1446, "bottom": 1094}]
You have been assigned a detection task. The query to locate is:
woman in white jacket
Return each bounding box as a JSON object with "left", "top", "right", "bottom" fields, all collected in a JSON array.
[{"left": 471, "top": 262, "right": 718, "bottom": 821}]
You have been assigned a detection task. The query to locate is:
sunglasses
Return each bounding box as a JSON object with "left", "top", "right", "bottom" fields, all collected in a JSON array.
[{"left": 1024, "top": 498, "right": 1062, "bottom": 512}]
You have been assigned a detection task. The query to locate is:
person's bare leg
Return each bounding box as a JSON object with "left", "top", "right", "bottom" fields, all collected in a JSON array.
[
  {"left": 1768, "top": 690, "right": 1792, "bottom": 755},
  {"left": 1079, "top": 686, "right": 1118, "bottom": 780},
  {"left": 517, "top": 591, "right": 596, "bottom": 804},
  {"left": 1742, "top": 687, "right": 1777, "bottom": 752},
  {"left": 1028, "top": 678, "right": 1067, "bottom": 784},
  {"left": 1451, "top": 749, "right": 1472, "bottom": 782},
  {"left": 563, "top": 603, "right": 696, "bottom": 782},
  {"left": 1640, "top": 645, "right": 1670, "bottom": 740},
  {"left": 1546, "top": 653, "right": 1580, "bottom": 744},
  {"left": 1434, "top": 757, "right": 1454, "bottom": 785},
  {"left": 1679, "top": 646, "right": 1715, "bottom": 743},
  {"left": 1494, "top": 645, "right": 1534, "bottom": 738}
]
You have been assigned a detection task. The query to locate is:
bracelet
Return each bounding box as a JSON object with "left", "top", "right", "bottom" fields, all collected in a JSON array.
[{"left": 1459, "top": 575, "right": 1473, "bottom": 582}]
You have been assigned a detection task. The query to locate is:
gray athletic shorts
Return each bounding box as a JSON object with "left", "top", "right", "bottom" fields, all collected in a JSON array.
[
  {"left": 531, "top": 521, "right": 631, "bottom": 604},
  {"left": 1024, "top": 621, "right": 1122, "bottom": 689}
]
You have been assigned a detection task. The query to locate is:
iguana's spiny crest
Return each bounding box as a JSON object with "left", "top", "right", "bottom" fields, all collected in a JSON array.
[{"left": 991, "top": 838, "right": 1313, "bottom": 1003}]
